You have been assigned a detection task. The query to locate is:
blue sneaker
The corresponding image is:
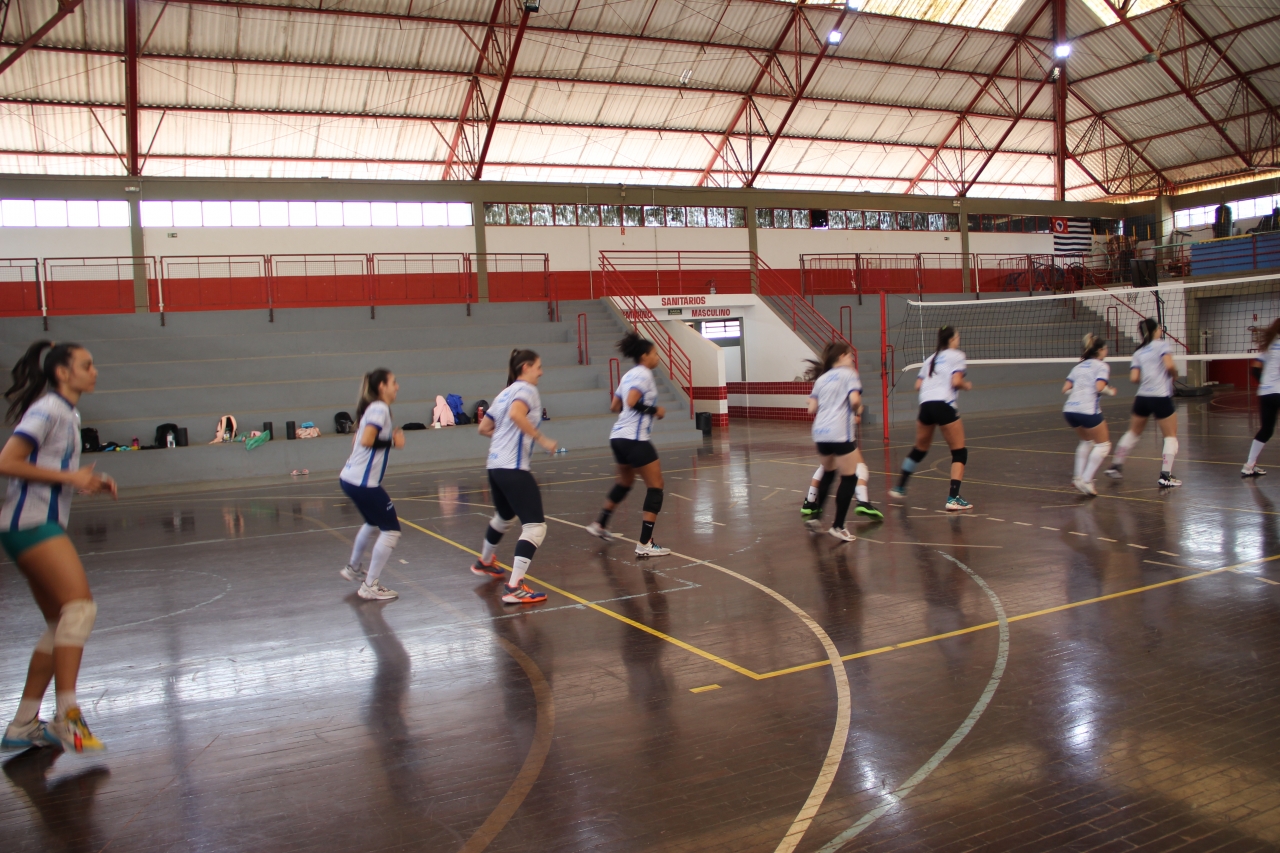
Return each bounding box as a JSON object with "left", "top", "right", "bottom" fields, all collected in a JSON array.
[
  {"left": 502, "top": 582, "right": 547, "bottom": 605},
  {"left": 2, "top": 718, "right": 53, "bottom": 750},
  {"left": 888, "top": 486, "right": 907, "bottom": 499},
  {"left": 945, "top": 496, "right": 974, "bottom": 512}
]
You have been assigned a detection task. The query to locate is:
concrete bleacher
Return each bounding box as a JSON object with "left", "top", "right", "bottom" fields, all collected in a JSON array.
[{"left": 0, "top": 299, "right": 701, "bottom": 489}]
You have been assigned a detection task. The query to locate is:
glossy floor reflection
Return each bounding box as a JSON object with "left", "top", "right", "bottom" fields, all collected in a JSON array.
[{"left": 2, "top": 402, "right": 1278, "bottom": 852}]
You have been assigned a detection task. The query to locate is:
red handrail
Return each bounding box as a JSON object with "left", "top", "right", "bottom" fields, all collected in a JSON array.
[{"left": 755, "top": 255, "right": 858, "bottom": 369}]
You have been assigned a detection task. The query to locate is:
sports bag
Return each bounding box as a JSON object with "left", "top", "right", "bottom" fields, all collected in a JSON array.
[
  {"left": 334, "top": 411, "right": 355, "bottom": 434},
  {"left": 81, "top": 427, "right": 101, "bottom": 453},
  {"left": 473, "top": 400, "right": 488, "bottom": 422},
  {"left": 446, "top": 394, "right": 466, "bottom": 420},
  {"left": 155, "top": 423, "right": 180, "bottom": 447}
]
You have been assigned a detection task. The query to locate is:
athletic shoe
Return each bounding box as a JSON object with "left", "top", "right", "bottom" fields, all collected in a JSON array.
[
  {"left": 585, "top": 521, "right": 614, "bottom": 541},
  {"left": 800, "top": 500, "right": 821, "bottom": 517},
  {"left": 634, "top": 542, "right": 672, "bottom": 558},
  {"left": 358, "top": 581, "right": 398, "bottom": 600},
  {"left": 804, "top": 518, "right": 826, "bottom": 532},
  {"left": 945, "top": 496, "right": 974, "bottom": 512},
  {"left": 1242, "top": 466, "right": 1267, "bottom": 478},
  {"left": 888, "top": 486, "right": 907, "bottom": 499},
  {"left": 1158, "top": 474, "right": 1182, "bottom": 488},
  {"left": 470, "top": 556, "right": 504, "bottom": 578},
  {"left": 45, "top": 708, "right": 105, "bottom": 754},
  {"left": 339, "top": 564, "right": 364, "bottom": 582},
  {"left": 1104, "top": 465, "right": 1123, "bottom": 479},
  {"left": 828, "top": 526, "right": 856, "bottom": 542},
  {"left": 854, "top": 501, "right": 884, "bottom": 519},
  {"left": 2, "top": 718, "right": 53, "bottom": 751},
  {"left": 1072, "top": 477, "right": 1097, "bottom": 497},
  {"left": 501, "top": 582, "right": 547, "bottom": 605}
]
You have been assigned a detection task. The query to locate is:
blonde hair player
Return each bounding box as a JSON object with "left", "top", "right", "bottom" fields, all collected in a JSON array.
[{"left": 1062, "top": 334, "right": 1117, "bottom": 496}]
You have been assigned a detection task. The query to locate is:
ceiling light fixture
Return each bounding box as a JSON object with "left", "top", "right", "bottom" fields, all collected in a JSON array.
[
  {"left": 827, "top": 30, "right": 843, "bottom": 45},
  {"left": 846, "top": 0, "right": 862, "bottom": 9},
  {"left": 1054, "top": 43, "right": 1071, "bottom": 59}
]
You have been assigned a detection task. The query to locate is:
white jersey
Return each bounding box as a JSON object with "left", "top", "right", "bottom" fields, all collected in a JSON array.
[
  {"left": 486, "top": 380, "right": 541, "bottom": 471},
  {"left": 1257, "top": 338, "right": 1280, "bottom": 396},
  {"left": 339, "top": 401, "right": 393, "bottom": 488},
  {"left": 1064, "top": 359, "right": 1111, "bottom": 415},
  {"left": 918, "top": 349, "right": 967, "bottom": 408},
  {"left": 1131, "top": 338, "right": 1173, "bottom": 398},
  {"left": 2, "top": 393, "right": 81, "bottom": 531},
  {"left": 810, "top": 366, "right": 862, "bottom": 444},
  {"left": 611, "top": 365, "right": 659, "bottom": 442}
]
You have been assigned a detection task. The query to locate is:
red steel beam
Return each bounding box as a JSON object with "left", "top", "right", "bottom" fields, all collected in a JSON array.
[
  {"left": 441, "top": 0, "right": 508, "bottom": 180},
  {"left": 1177, "top": 5, "right": 1280, "bottom": 127},
  {"left": 125, "top": 0, "right": 139, "bottom": 175},
  {"left": 0, "top": 0, "right": 84, "bottom": 76},
  {"left": 473, "top": 6, "right": 531, "bottom": 180},
  {"left": 960, "top": 73, "right": 1056, "bottom": 196},
  {"left": 1052, "top": 0, "right": 1066, "bottom": 201},
  {"left": 1066, "top": 86, "right": 1175, "bottom": 192}
]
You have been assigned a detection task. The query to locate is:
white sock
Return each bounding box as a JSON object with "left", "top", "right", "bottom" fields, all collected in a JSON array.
[
  {"left": 12, "top": 697, "right": 42, "bottom": 725},
  {"left": 806, "top": 484, "right": 819, "bottom": 502},
  {"left": 807, "top": 466, "right": 823, "bottom": 501},
  {"left": 348, "top": 524, "right": 377, "bottom": 570},
  {"left": 364, "top": 530, "right": 400, "bottom": 586},
  {"left": 855, "top": 483, "right": 868, "bottom": 503},
  {"left": 1246, "top": 439, "right": 1265, "bottom": 469},
  {"left": 481, "top": 540, "right": 498, "bottom": 563},
  {"left": 509, "top": 556, "right": 531, "bottom": 588},
  {"left": 1113, "top": 430, "right": 1140, "bottom": 464},
  {"left": 55, "top": 691, "right": 77, "bottom": 718},
  {"left": 1074, "top": 441, "right": 1093, "bottom": 480},
  {"left": 1162, "top": 437, "right": 1178, "bottom": 474},
  {"left": 1083, "top": 441, "right": 1111, "bottom": 482}
]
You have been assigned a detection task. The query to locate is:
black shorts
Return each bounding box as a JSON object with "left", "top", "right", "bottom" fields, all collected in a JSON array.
[
  {"left": 340, "top": 480, "right": 401, "bottom": 531},
  {"left": 1063, "top": 412, "right": 1104, "bottom": 429},
  {"left": 815, "top": 441, "right": 857, "bottom": 457},
  {"left": 611, "top": 438, "right": 660, "bottom": 469},
  {"left": 1132, "top": 395, "right": 1175, "bottom": 420},
  {"left": 487, "top": 468, "right": 544, "bottom": 524},
  {"left": 918, "top": 401, "right": 959, "bottom": 426}
]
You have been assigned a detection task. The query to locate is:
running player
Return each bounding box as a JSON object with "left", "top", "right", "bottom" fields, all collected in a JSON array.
[
  {"left": 801, "top": 348, "right": 882, "bottom": 526},
  {"left": 889, "top": 326, "right": 974, "bottom": 511},
  {"left": 1105, "top": 318, "right": 1181, "bottom": 487},
  {"left": 1243, "top": 318, "right": 1279, "bottom": 477},
  {"left": 470, "top": 349, "right": 558, "bottom": 604},
  {"left": 1, "top": 341, "right": 117, "bottom": 754},
  {"left": 338, "top": 368, "right": 405, "bottom": 600},
  {"left": 804, "top": 341, "right": 868, "bottom": 541},
  {"left": 586, "top": 332, "right": 671, "bottom": 558},
  {"left": 1062, "top": 334, "right": 1117, "bottom": 496}
]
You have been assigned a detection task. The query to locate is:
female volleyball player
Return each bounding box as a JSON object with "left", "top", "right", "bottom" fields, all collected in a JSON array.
[
  {"left": 338, "top": 368, "right": 405, "bottom": 600},
  {"left": 1062, "top": 334, "right": 1117, "bottom": 496},
  {"left": 586, "top": 332, "right": 671, "bottom": 558},
  {"left": 1105, "top": 318, "right": 1181, "bottom": 487},
  {"left": 470, "top": 349, "right": 558, "bottom": 604},
  {"left": 889, "top": 325, "right": 974, "bottom": 511},
  {"left": 1242, "top": 318, "right": 1280, "bottom": 477},
  {"left": 803, "top": 341, "right": 877, "bottom": 541},
  {"left": 1, "top": 341, "right": 117, "bottom": 754}
]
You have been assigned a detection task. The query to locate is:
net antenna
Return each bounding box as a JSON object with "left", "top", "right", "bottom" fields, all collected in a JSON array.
[{"left": 892, "top": 273, "right": 1279, "bottom": 372}]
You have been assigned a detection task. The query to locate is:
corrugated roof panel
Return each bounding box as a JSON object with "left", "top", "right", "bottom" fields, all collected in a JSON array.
[{"left": 0, "top": 51, "right": 120, "bottom": 104}]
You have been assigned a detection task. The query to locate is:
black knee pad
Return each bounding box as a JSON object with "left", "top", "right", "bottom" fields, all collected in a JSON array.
[
  {"left": 951, "top": 447, "right": 968, "bottom": 466},
  {"left": 908, "top": 447, "right": 929, "bottom": 463},
  {"left": 643, "top": 487, "right": 664, "bottom": 514},
  {"left": 607, "top": 483, "right": 632, "bottom": 504}
]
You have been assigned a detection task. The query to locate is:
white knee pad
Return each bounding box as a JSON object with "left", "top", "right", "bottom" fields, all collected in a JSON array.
[
  {"left": 34, "top": 622, "right": 56, "bottom": 655},
  {"left": 1095, "top": 441, "right": 1111, "bottom": 455},
  {"left": 855, "top": 463, "right": 868, "bottom": 482},
  {"left": 1163, "top": 437, "right": 1178, "bottom": 456},
  {"left": 54, "top": 600, "right": 97, "bottom": 648},
  {"left": 489, "top": 513, "right": 513, "bottom": 534},
  {"left": 519, "top": 522, "right": 547, "bottom": 549},
  {"left": 377, "top": 530, "right": 401, "bottom": 548},
  {"left": 1119, "top": 430, "right": 1141, "bottom": 449}
]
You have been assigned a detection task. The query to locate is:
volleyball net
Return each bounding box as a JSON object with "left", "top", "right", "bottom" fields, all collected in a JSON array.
[{"left": 893, "top": 273, "right": 1280, "bottom": 371}]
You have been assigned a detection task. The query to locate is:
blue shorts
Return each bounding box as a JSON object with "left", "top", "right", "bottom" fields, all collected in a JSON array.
[
  {"left": 1064, "top": 412, "right": 1104, "bottom": 429},
  {"left": 340, "top": 480, "right": 400, "bottom": 531}
]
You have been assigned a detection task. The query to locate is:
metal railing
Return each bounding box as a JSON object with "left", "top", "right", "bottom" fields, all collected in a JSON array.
[{"left": 755, "top": 255, "right": 858, "bottom": 367}]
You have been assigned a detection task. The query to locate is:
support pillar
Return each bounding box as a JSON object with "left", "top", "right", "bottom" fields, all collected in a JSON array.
[
  {"left": 959, "top": 203, "right": 971, "bottom": 293},
  {"left": 1052, "top": 0, "right": 1068, "bottom": 202},
  {"left": 472, "top": 199, "right": 489, "bottom": 302},
  {"left": 746, "top": 204, "right": 759, "bottom": 293}
]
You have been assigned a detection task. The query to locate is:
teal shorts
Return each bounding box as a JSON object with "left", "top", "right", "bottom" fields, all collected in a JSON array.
[{"left": 0, "top": 522, "right": 67, "bottom": 560}]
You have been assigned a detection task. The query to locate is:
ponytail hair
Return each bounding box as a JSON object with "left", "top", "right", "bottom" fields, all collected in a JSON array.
[
  {"left": 5, "top": 340, "right": 82, "bottom": 424},
  {"left": 356, "top": 368, "right": 392, "bottom": 421},
  {"left": 803, "top": 341, "right": 853, "bottom": 381},
  {"left": 1081, "top": 333, "right": 1107, "bottom": 361},
  {"left": 1258, "top": 318, "right": 1280, "bottom": 351},
  {"left": 928, "top": 326, "right": 956, "bottom": 377},
  {"left": 1138, "top": 317, "right": 1159, "bottom": 347},
  {"left": 507, "top": 349, "right": 539, "bottom": 386},
  {"left": 617, "top": 331, "right": 655, "bottom": 363}
]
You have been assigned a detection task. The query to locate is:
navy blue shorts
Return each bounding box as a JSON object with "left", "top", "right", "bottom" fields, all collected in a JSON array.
[
  {"left": 340, "top": 480, "right": 400, "bottom": 531},
  {"left": 1063, "top": 412, "right": 1104, "bottom": 429}
]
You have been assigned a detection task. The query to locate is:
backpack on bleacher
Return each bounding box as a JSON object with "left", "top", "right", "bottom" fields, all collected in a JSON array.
[
  {"left": 334, "top": 411, "right": 355, "bottom": 434},
  {"left": 155, "top": 423, "right": 180, "bottom": 448},
  {"left": 445, "top": 394, "right": 467, "bottom": 425}
]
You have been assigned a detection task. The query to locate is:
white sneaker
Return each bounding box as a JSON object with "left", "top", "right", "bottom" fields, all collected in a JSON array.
[
  {"left": 2, "top": 717, "right": 53, "bottom": 750},
  {"left": 1242, "top": 465, "right": 1267, "bottom": 478},
  {"left": 339, "top": 564, "right": 363, "bottom": 582},
  {"left": 828, "top": 526, "right": 856, "bottom": 542},
  {"left": 634, "top": 542, "right": 671, "bottom": 558},
  {"left": 804, "top": 518, "right": 825, "bottom": 532},
  {"left": 1072, "top": 478, "right": 1096, "bottom": 496},
  {"left": 585, "top": 521, "right": 614, "bottom": 541},
  {"left": 358, "top": 581, "right": 398, "bottom": 600},
  {"left": 1157, "top": 474, "right": 1182, "bottom": 488},
  {"left": 1104, "top": 466, "right": 1123, "bottom": 479}
]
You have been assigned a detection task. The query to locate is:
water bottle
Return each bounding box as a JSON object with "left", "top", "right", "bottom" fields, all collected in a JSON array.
[{"left": 166, "top": 432, "right": 176, "bottom": 448}]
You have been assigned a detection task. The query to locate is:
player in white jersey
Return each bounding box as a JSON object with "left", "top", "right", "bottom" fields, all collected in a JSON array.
[
  {"left": 471, "top": 349, "right": 559, "bottom": 605},
  {"left": 1104, "top": 318, "right": 1182, "bottom": 487},
  {"left": 1242, "top": 318, "right": 1280, "bottom": 477},
  {"left": 1, "top": 341, "right": 116, "bottom": 754},
  {"left": 890, "top": 326, "right": 975, "bottom": 511},
  {"left": 586, "top": 332, "right": 672, "bottom": 557},
  {"left": 801, "top": 342, "right": 882, "bottom": 541},
  {"left": 337, "top": 368, "right": 405, "bottom": 601},
  {"left": 1062, "top": 334, "right": 1118, "bottom": 496}
]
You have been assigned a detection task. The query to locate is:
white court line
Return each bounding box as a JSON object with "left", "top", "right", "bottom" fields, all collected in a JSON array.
[{"left": 817, "top": 551, "right": 1009, "bottom": 852}]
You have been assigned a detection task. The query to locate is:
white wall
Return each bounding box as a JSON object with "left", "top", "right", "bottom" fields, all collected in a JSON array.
[
  {"left": 0, "top": 227, "right": 132, "bottom": 259},
  {"left": 486, "top": 225, "right": 749, "bottom": 271},
  {"left": 967, "top": 233, "right": 1056, "bottom": 254},
  {"left": 142, "top": 226, "right": 476, "bottom": 258},
  {"left": 660, "top": 319, "right": 727, "bottom": 418}
]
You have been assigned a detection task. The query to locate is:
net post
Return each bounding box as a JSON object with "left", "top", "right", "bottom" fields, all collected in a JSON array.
[{"left": 880, "top": 293, "right": 890, "bottom": 444}]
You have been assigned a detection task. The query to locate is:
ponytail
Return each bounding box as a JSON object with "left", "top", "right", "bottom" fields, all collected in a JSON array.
[
  {"left": 803, "top": 341, "right": 853, "bottom": 381},
  {"left": 507, "top": 349, "right": 539, "bottom": 386},
  {"left": 1258, "top": 318, "right": 1280, "bottom": 352},
  {"left": 929, "top": 326, "right": 956, "bottom": 377},
  {"left": 1138, "top": 317, "right": 1159, "bottom": 347},
  {"left": 356, "top": 368, "right": 392, "bottom": 421},
  {"left": 4, "top": 340, "right": 81, "bottom": 424},
  {"left": 1080, "top": 333, "right": 1107, "bottom": 361},
  {"left": 617, "top": 331, "right": 655, "bottom": 363}
]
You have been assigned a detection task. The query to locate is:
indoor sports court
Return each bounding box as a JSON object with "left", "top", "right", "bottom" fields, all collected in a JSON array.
[{"left": 2, "top": 0, "right": 1279, "bottom": 851}]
